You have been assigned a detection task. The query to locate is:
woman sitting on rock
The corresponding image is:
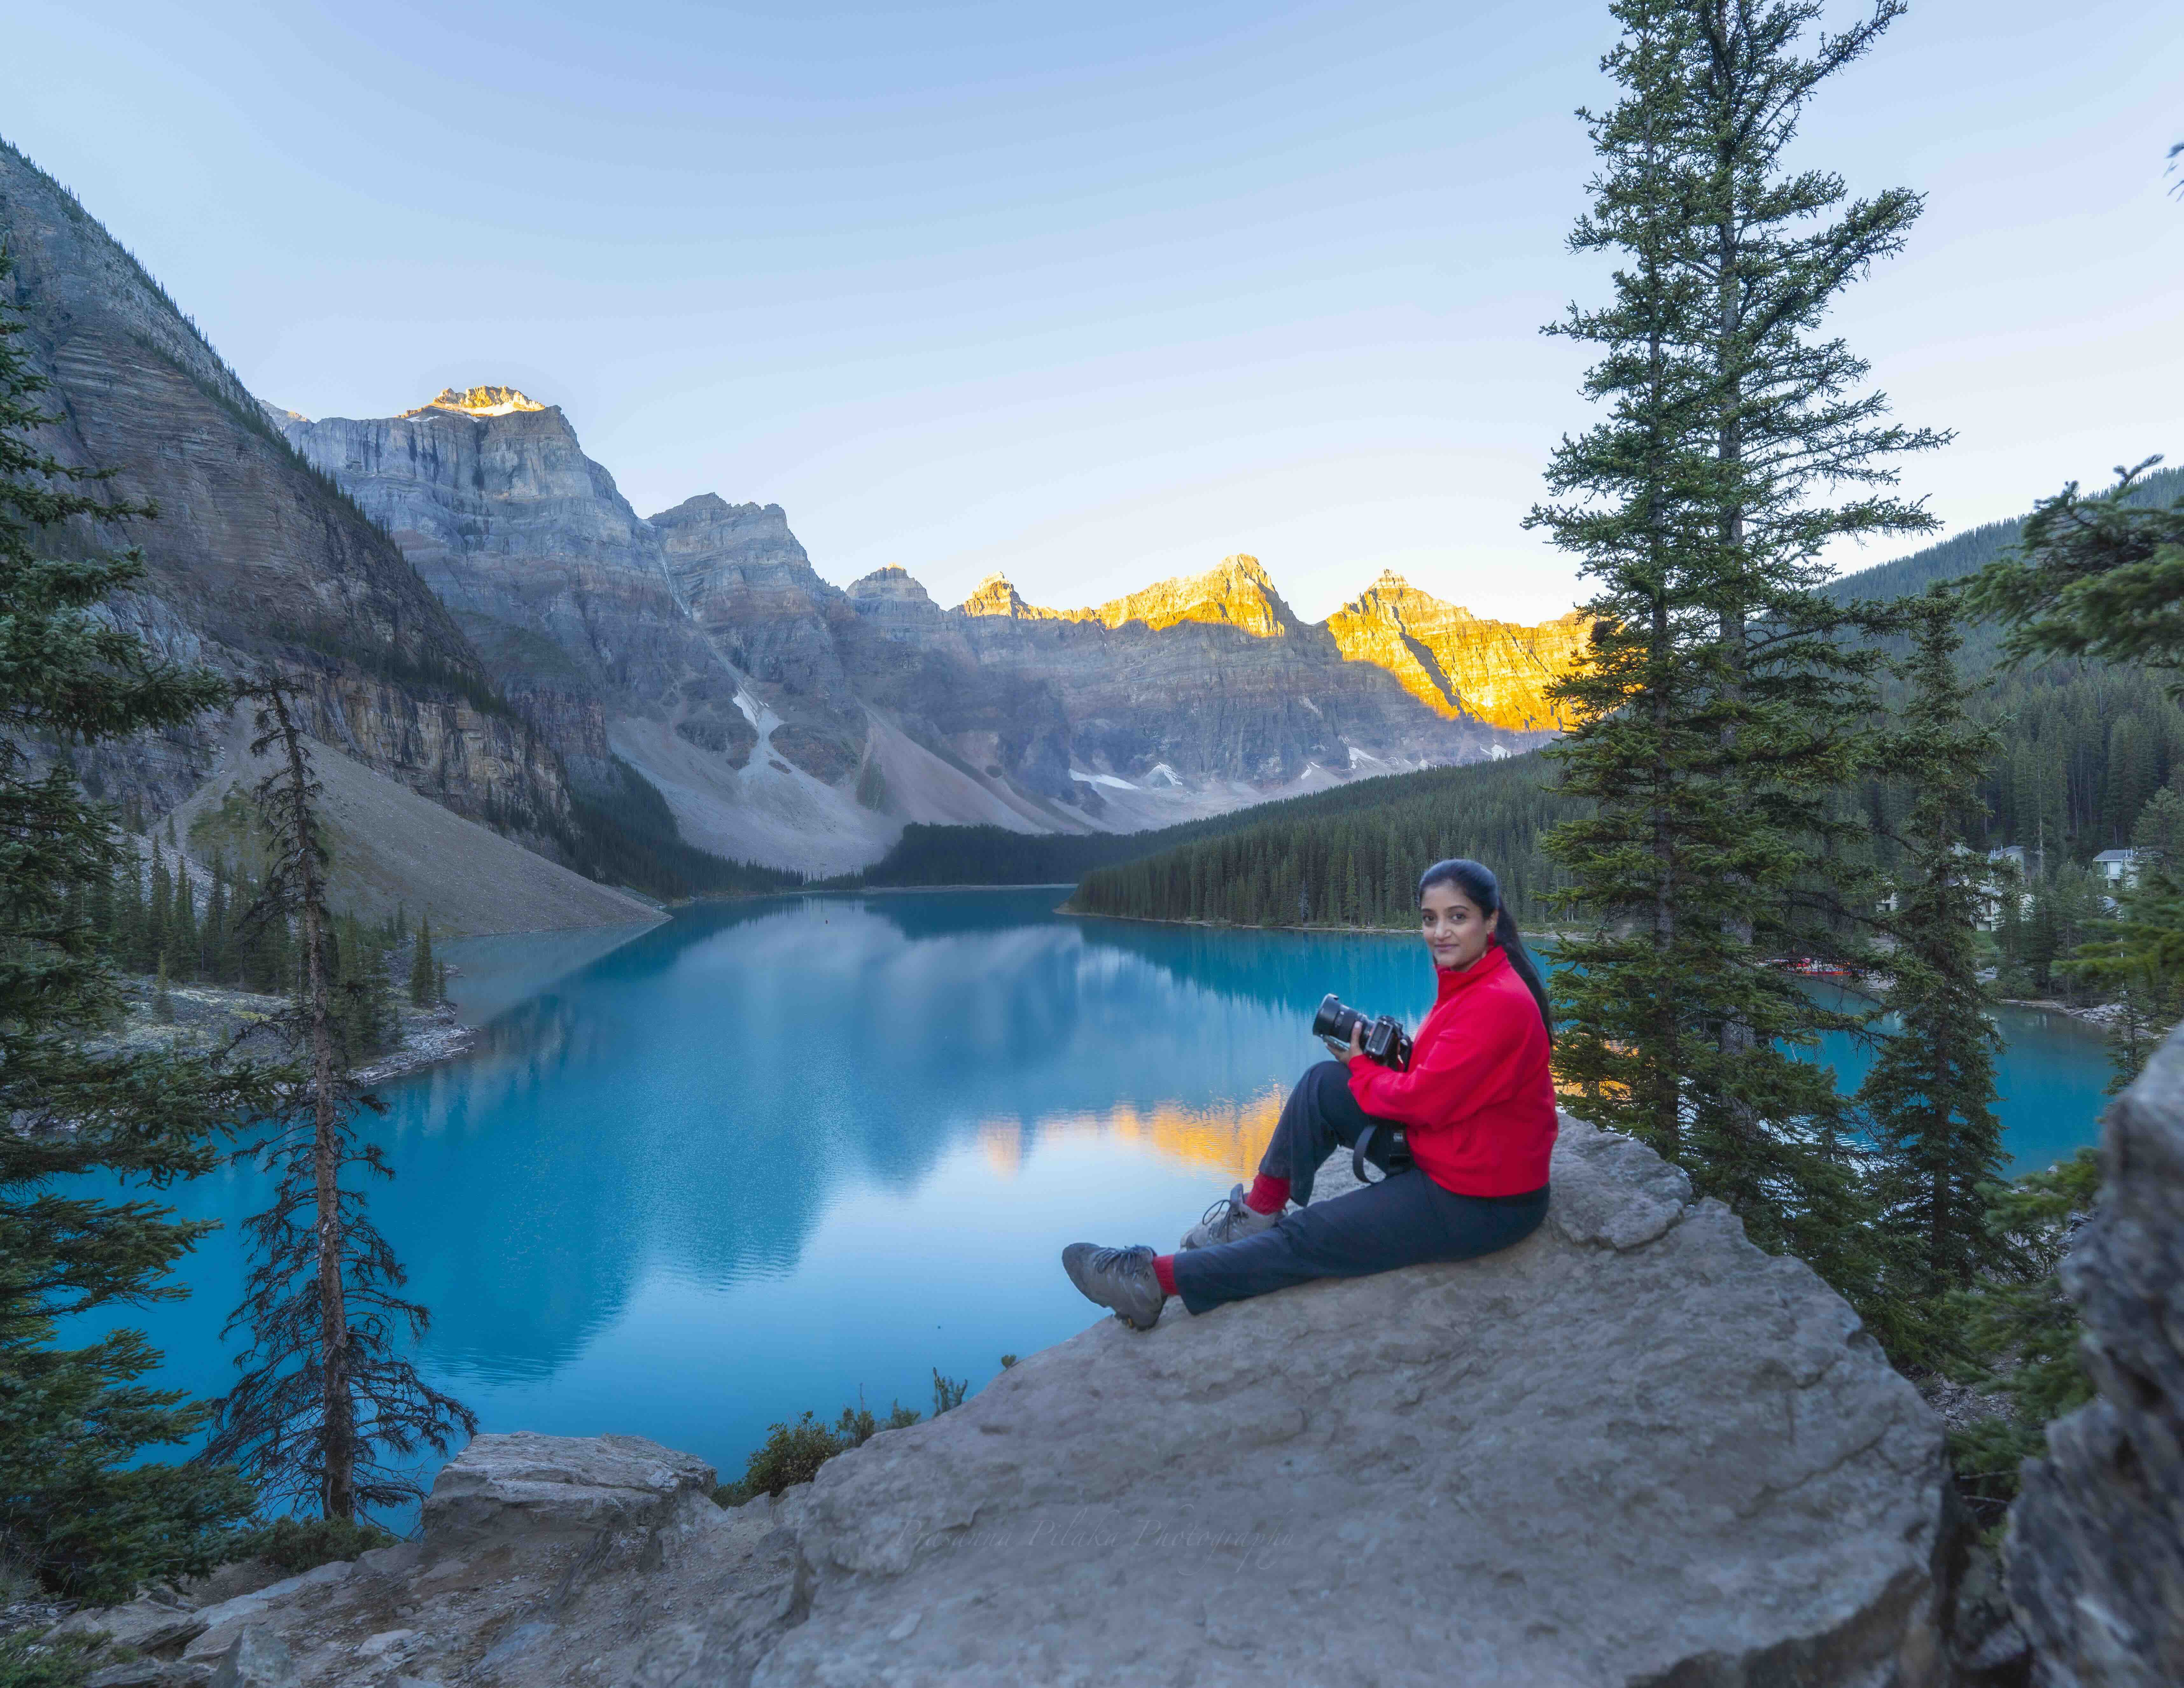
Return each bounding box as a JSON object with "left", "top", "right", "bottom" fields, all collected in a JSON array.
[{"left": 1061, "top": 857, "right": 1557, "bottom": 1330}]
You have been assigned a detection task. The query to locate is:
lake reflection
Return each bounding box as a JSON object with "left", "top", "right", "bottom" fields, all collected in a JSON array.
[{"left": 84, "top": 889, "right": 2114, "bottom": 1498}]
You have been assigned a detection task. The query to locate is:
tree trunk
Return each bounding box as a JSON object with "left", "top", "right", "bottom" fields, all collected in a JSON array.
[
  {"left": 1708, "top": 6, "right": 1758, "bottom": 1150},
  {"left": 271, "top": 689, "right": 354, "bottom": 1522}
]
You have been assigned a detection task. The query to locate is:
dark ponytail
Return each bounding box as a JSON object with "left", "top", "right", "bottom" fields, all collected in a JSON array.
[{"left": 1416, "top": 858, "right": 1553, "bottom": 1038}]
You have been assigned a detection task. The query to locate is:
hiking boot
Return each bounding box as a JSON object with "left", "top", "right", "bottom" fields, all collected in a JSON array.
[
  {"left": 1178, "top": 1183, "right": 1282, "bottom": 1251},
  {"left": 1060, "top": 1243, "right": 1166, "bottom": 1331}
]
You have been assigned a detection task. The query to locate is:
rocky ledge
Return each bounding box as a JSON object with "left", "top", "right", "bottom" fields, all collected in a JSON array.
[
  {"left": 52, "top": 1120, "right": 1956, "bottom": 1687},
  {"left": 2006, "top": 1023, "right": 2184, "bottom": 1685}
]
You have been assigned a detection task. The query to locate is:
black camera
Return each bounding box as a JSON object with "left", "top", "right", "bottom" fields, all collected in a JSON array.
[{"left": 1312, "top": 993, "right": 1413, "bottom": 1070}]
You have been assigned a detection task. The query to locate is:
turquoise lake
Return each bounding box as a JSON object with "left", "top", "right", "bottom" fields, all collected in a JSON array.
[{"left": 80, "top": 888, "right": 2113, "bottom": 1503}]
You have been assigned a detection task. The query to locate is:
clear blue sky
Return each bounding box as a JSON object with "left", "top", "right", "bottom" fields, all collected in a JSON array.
[{"left": 6, "top": 1, "right": 2179, "bottom": 622}]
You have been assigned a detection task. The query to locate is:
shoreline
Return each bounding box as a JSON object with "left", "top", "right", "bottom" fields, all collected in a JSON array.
[
  {"left": 352, "top": 1008, "right": 481, "bottom": 1086},
  {"left": 95, "top": 976, "right": 482, "bottom": 1088}
]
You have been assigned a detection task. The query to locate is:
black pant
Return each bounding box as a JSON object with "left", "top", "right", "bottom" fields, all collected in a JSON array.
[{"left": 1169, "top": 1061, "right": 1549, "bottom": 1317}]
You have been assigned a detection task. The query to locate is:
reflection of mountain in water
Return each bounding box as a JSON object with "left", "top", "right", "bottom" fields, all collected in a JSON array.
[
  {"left": 980, "top": 1088, "right": 1287, "bottom": 1185},
  {"left": 384, "top": 890, "right": 1447, "bottom": 1381}
]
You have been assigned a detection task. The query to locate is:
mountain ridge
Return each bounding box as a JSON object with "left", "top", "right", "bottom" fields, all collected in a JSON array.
[{"left": 276, "top": 383, "right": 1583, "bottom": 873}]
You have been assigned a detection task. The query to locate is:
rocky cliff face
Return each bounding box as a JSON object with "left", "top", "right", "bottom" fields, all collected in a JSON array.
[
  {"left": 1327, "top": 570, "right": 1591, "bottom": 733},
  {"left": 2006, "top": 1025, "right": 2184, "bottom": 1685},
  {"left": 269, "top": 390, "right": 753, "bottom": 795},
  {"left": 933, "top": 556, "right": 1515, "bottom": 793},
  {"left": 47, "top": 1117, "right": 1958, "bottom": 1688},
  {"left": 0, "top": 140, "right": 571, "bottom": 839}
]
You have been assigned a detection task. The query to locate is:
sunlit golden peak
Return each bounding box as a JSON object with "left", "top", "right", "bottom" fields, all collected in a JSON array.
[{"left": 421, "top": 385, "right": 546, "bottom": 417}]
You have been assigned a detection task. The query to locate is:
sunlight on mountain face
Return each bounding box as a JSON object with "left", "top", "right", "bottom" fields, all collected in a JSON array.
[
  {"left": 979, "top": 1085, "right": 1286, "bottom": 1183},
  {"left": 411, "top": 384, "right": 548, "bottom": 417},
  {"left": 1324, "top": 571, "right": 1590, "bottom": 733},
  {"left": 958, "top": 555, "right": 1587, "bottom": 732}
]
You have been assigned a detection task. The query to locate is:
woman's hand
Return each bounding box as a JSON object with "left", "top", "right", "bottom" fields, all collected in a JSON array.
[
  {"left": 1310, "top": 1022, "right": 1363, "bottom": 1061},
  {"left": 1321, "top": 1023, "right": 1367, "bottom": 1062}
]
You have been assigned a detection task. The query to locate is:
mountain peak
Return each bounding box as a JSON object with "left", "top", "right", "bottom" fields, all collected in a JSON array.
[
  {"left": 1093, "top": 553, "right": 1292, "bottom": 637},
  {"left": 417, "top": 385, "right": 547, "bottom": 418},
  {"left": 961, "top": 573, "right": 1038, "bottom": 618},
  {"left": 849, "top": 565, "right": 937, "bottom": 612}
]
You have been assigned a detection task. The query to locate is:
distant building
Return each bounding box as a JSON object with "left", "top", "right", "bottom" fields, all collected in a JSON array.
[
  {"left": 1987, "top": 845, "right": 2026, "bottom": 872},
  {"left": 2094, "top": 847, "right": 2142, "bottom": 888}
]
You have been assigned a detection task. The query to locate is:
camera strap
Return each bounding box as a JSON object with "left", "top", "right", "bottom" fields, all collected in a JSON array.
[{"left": 1352, "top": 1123, "right": 1409, "bottom": 1186}]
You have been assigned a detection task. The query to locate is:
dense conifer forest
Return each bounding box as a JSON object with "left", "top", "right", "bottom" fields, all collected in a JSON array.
[
  {"left": 838, "top": 757, "right": 1575, "bottom": 891},
  {"left": 1068, "top": 756, "right": 1574, "bottom": 925}
]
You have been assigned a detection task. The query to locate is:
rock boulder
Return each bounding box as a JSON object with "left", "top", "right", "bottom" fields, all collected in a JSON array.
[
  {"left": 2007, "top": 1025, "right": 2184, "bottom": 1685},
  {"left": 420, "top": 1431, "right": 718, "bottom": 1542}
]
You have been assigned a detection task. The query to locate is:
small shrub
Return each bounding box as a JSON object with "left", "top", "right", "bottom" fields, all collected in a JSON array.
[
  {"left": 223, "top": 1516, "right": 397, "bottom": 1575},
  {"left": 714, "top": 1412, "right": 846, "bottom": 1507},
  {"left": 1947, "top": 1417, "right": 2046, "bottom": 1535},
  {"left": 0, "top": 1633, "right": 93, "bottom": 1688},
  {"left": 931, "top": 1369, "right": 967, "bottom": 1415},
  {"left": 712, "top": 1389, "right": 939, "bottom": 1507}
]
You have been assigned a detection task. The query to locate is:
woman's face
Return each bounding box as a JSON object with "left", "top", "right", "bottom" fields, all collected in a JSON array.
[{"left": 1420, "top": 881, "right": 1492, "bottom": 972}]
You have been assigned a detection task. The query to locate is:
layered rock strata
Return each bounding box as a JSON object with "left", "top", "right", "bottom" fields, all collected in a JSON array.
[
  {"left": 2006, "top": 1025, "right": 2184, "bottom": 1685},
  {"left": 51, "top": 1118, "right": 1955, "bottom": 1687},
  {"left": 1326, "top": 569, "right": 1591, "bottom": 733},
  {"left": 0, "top": 140, "right": 571, "bottom": 840},
  {"left": 268, "top": 391, "right": 754, "bottom": 795}
]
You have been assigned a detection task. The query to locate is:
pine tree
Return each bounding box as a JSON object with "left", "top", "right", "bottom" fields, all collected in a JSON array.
[
  {"left": 206, "top": 678, "right": 474, "bottom": 1522},
  {"left": 2064, "top": 802, "right": 2184, "bottom": 1092},
  {"left": 409, "top": 914, "right": 436, "bottom": 1008},
  {"left": 1528, "top": 0, "right": 1946, "bottom": 1311},
  {"left": 0, "top": 252, "right": 272, "bottom": 1599},
  {"left": 1858, "top": 591, "right": 2009, "bottom": 1359},
  {"left": 1964, "top": 456, "right": 2184, "bottom": 685},
  {"left": 332, "top": 914, "right": 397, "bottom": 1057},
  {"left": 147, "top": 834, "right": 172, "bottom": 976},
  {"left": 204, "top": 858, "right": 230, "bottom": 984},
  {"left": 84, "top": 852, "right": 115, "bottom": 957},
  {"left": 173, "top": 870, "right": 200, "bottom": 982}
]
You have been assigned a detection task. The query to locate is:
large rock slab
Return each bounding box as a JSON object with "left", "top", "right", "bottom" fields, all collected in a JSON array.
[
  {"left": 2008, "top": 1026, "right": 2184, "bottom": 1686},
  {"left": 421, "top": 1431, "right": 718, "bottom": 1541},
  {"left": 759, "top": 1117, "right": 1949, "bottom": 1687}
]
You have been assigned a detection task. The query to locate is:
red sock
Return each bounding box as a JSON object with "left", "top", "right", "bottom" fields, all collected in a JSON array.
[
  {"left": 1245, "top": 1174, "right": 1289, "bottom": 1215},
  {"left": 1152, "top": 1253, "right": 1179, "bottom": 1298}
]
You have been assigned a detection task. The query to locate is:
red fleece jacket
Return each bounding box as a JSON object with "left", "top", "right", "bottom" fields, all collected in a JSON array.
[{"left": 1346, "top": 943, "right": 1556, "bottom": 1197}]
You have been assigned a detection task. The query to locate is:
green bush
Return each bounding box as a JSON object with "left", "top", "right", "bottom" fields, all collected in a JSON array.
[
  {"left": 0, "top": 1633, "right": 93, "bottom": 1688},
  {"left": 715, "top": 1380, "right": 959, "bottom": 1507},
  {"left": 224, "top": 1515, "right": 397, "bottom": 1574},
  {"left": 714, "top": 1412, "right": 849, "bottom": 1506}
]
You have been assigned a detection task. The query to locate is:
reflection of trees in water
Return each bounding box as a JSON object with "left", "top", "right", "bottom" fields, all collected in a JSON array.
[
  {"left": 1065, "top": 914, "right": 1438, "bottom": 1026},
  {"left": 384, "top": 893, "right": 1441, "bottom": 1383}
]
